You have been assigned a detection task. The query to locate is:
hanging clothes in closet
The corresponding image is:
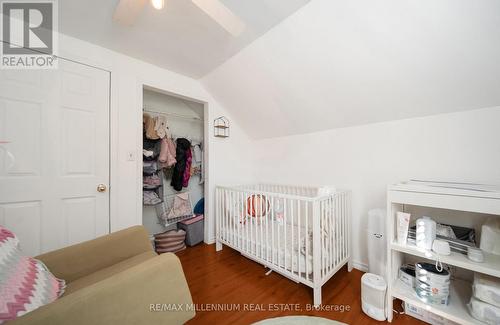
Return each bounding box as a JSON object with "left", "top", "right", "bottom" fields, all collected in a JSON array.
[
  {"left": 159, "top": 137, "right": 176, "bottom": 168},
  {"left": 143, "top": 113, "right": 166, "bottom": 205},
  {"left": 171, "top": 138, "right": 191, "bottom": 191}
]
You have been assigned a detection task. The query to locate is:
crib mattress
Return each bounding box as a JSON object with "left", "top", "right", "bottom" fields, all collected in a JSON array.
[{"left": 221, "top": 220, "right": 344, "bottom": 275}]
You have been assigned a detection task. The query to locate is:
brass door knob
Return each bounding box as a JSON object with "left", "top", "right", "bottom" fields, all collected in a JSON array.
[{"left": 97, "top": 184, "right": 107, "bottom": 192}]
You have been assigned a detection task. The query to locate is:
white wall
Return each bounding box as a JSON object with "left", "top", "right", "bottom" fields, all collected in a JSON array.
[
  {"left": 202, "top": 0, "right": 500, "bottom": 139},
  {"left": 251, "top": 107, "right": 500, "bottom": 270},
  {"left": 57, "top": 33, "right": 255, "bottom": 243}
]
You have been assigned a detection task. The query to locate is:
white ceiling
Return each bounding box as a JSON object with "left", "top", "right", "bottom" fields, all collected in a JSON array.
[
  {"left": 59, "top": 0, "right": 310, "bottom": 78},
  {"left": 202, "top": 0, "right": 500, "bottom": 139}
]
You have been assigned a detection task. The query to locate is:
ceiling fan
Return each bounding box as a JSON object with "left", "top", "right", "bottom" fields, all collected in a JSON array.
[{"left": 113, "top": 0, "right": 245, "bottom": 36}]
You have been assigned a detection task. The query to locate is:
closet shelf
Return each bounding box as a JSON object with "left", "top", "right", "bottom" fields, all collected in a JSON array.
[
  {"left": 392, "top": 279, "right": 480, "bottom": 325},
  {"left": 143, "top": 108, "right": 202, "bottom": 123},
  {"left": 391, "top": 241, "right": 500, "bottom": 278}
]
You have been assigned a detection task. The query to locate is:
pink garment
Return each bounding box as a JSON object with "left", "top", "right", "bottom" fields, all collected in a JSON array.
[
  {"left": 167, "top": 193, "right": 192, "bottom": 219},
  {"left": 159, "top": 137, "right": 176, "bottom": 168},
  {"left": 182, "top": 148, "right": 192, "bottom": 187}
]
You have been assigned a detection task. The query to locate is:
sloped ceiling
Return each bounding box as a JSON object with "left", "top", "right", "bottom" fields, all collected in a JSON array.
[
  {"left": 59, "top": 0, "right": 310, "bottom": 78},
  {"left": 202, "top": 0, "right": 500, "bottom": 139}
]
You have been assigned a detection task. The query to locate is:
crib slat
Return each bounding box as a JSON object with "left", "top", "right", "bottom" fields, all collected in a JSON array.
[
  {"left": 344, "top": 192, "right": 347, "bottom": 260},
  {"left": 287, "top": 200, "right": 295, "bottom": 273},
  {"left": 326, "top": 199, "right": 330, "bottom": 275},
  {"left": 284, "top": 197, "right": 287, "bottom": 271},
  {"left": 342, "top": 193, "right": 345, "bottom": 260},
  {"left": 271, "top": 196, "right": 275, "bottom": 264},
  {"left": 341, "top": 193, "right": 345, "bottom": 260},
  {"left": 305, "top": 201, "right": 309, "bottom": 280},
  {"left": 221, "top": 188, "right": 224, "bottom": 243},
  {"left": 234, "top": 191, "right": 237, "bottom": 249},
  {"left": 244, "top": 191, "right": 248, "bottom": 253},
  {"left": 330, "top": 196, "right": 334, "bottom": 270},
  {"left": 312, "top": 200, "right": 321, "bottom": 305},
  {"left": 230, "top": 190, "right": 234, "bottom": 247},
  {"left": 216, "top": 188, "right": 220, "bottom": 245},
  {"left": 265, "top": 194, "right": 268, "bottom": 262},
  {"left": 297, "top": 200, "right": 301, "bottom": 278},
  {"left": 258, "top": 195, "right": 267, "bottom": 258},
  {"left": 335, "top": 195, "right": 342, "bottom": 264},
  {"left": 321, "top": 200, "right": 325, "bottom": 279}
]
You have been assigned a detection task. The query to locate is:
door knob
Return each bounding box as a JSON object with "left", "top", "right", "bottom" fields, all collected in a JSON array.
[{"left": 97, "top": 184, "right": 107, "bottom": 192}]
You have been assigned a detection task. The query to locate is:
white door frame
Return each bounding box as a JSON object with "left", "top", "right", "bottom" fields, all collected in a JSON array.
[{"left": 136, "top": 83, "right": 211, "bottom": 243}]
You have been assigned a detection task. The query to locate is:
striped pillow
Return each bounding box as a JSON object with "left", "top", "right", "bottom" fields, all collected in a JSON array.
[{"left": 0, "top": 226, "right": 66, "bottom": 323}]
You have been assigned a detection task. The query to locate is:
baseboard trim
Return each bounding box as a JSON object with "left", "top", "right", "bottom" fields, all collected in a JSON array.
[
  {"left": 352, "top": 260, "right": 368, "bottom": 272},
  {"left": 205, "top": 236, "right": 216, "bottom": 245}
]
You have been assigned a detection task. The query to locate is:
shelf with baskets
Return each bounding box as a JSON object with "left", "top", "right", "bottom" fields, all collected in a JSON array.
[{"left": 386, "top": 181, "right": 500, "bottom": 324}]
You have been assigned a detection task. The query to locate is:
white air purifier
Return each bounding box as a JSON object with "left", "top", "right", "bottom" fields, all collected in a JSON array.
[{"left": 361, "top": 273, "right": 387, "bottom": 321}]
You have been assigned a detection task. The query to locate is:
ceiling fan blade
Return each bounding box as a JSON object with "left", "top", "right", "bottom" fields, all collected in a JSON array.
[
  {"left": 192, "top": 0, "right": 245, "bottom": 36},
  {"left": 113, "top": 0, "right": 148, "bottom": 26}
]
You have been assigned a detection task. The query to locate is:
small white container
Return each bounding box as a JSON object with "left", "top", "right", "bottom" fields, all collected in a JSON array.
[
  {"left": 468, "top": 247, "right": 484, "bottom": 263},
  {"left": 361, "top": 273, "right": 387, "bottom": 321},
  {"left": 480, "top": 217, "right": 500, "bottom": 256},
  {"left": 416, "top": 216, "right": 436, "bottom": 250},
  {"left": 396, "top": 211, "right": 411, "bottom": 245}
]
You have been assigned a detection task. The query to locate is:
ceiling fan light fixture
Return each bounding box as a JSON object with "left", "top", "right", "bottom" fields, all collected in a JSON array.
[{"left": 151, "top": 0, "right": 165, "bottom": 10}]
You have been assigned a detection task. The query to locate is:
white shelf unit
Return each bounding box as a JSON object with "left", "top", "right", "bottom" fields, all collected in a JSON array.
[{"left": 386, "top": 182, "right": 500, "bottom": 324}]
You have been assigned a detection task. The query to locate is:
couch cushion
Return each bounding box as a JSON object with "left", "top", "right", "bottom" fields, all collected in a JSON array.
[{"left": 63, "top": 251, "right": 156, "bottom": 296}]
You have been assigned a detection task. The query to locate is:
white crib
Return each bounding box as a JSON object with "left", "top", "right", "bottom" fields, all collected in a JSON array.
[{"left": 215, "top": 184, "right": 352, "bottom": 306}]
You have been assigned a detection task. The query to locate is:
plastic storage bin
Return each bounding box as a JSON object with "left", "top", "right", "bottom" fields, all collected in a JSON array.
[{"left": 178, "top": 215, "right": 204, "bottom": 246}]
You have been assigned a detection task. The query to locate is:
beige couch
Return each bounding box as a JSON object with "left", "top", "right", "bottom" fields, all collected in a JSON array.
[{"left": 11, "top": 226, "right": 195, "bottom": 325}]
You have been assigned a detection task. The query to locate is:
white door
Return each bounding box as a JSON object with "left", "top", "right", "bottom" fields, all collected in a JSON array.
[{"left": 0, "top": 59, "right": 110, "bottom": 256}]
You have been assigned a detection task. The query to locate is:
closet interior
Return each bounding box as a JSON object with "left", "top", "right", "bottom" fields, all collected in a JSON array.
[{"left": 142, "top": 87, "right": 205, "bottom": 254}]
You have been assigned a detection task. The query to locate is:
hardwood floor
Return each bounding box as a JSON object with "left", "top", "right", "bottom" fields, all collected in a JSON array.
[{"left": 176, "top": 244, "right": 424, "bottom": 325}]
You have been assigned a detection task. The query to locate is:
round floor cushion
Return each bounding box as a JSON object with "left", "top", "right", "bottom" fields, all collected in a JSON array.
[
  {"left": 154, "top": 229, "right": 186, "bottom": 240},
  {"left": 253, "top": 316, "right": 346, "bottom": 325},
  {"left": 154, "top": 229, "right": 186, "bottom": 254}
]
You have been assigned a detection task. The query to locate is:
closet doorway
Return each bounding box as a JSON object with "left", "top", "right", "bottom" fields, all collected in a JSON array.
[{"left": 142, "top": 86, "right": 205, "bottom": 252}]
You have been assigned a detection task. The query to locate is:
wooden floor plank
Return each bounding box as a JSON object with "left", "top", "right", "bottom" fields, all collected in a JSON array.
[{"left": 177, "top": 244, "right": 424, "bottom": 325}]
